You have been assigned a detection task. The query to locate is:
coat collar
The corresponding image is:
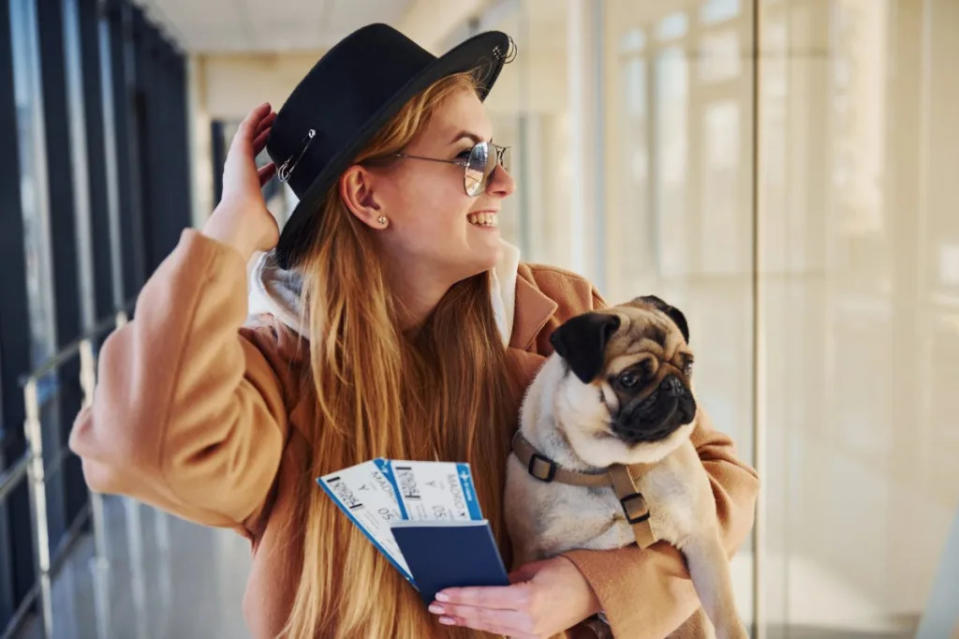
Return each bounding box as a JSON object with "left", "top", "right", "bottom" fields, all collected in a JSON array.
[
  {"left": 248, "top": 243, "right": 558, "bottom": 352},
  {"left": 509, "top": 269, "right": 559, "bottom": 352}
]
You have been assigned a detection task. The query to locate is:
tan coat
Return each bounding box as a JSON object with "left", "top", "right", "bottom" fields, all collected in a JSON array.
[{"left": 69, "top": 228, "right": 759, "bottom": 638}]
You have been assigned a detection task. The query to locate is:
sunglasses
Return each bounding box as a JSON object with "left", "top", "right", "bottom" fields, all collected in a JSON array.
[{"left": 390, "top": 140, "right": 511, "bottom": 197}]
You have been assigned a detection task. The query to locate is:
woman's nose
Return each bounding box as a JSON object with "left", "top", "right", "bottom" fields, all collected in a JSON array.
[{"left": 486, "top": 163, "right": 516, "bottom": 197}]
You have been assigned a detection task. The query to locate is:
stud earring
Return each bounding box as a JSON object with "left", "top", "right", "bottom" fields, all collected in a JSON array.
[{"left": 377, "top": 215, "right": 388, "bottom": 226}]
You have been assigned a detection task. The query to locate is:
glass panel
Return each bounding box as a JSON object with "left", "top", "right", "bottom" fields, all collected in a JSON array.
[
  {"left": 620, "top": 27, "right": 645, "bottom": 53},
  {"left": 606, "top": 0, "right": 757, "bottom": 626},
  {"left": 702, "top": 0, "right": 742, "bottom": 24},
  {"left": 657, "top": 12, "right": 689, "bottom": 40},
  {"left": 482, "top": 0, "right": 574, "bottom": 268},
  {"left": 483, "top": 3, "right": 757, "bottom": 627},
  {"left": 63, "top": 0, "right": 96, "bottom": 332},
  {"left": 758, "top": 0, "right": 959, "bottom": 635},
  {"left": 10, "top": 0, "right": 58, "bottom": 369},
  {"left": 653, "top": 44, "right": 689, "bottom": 279},
  {"left": 699, "top": 30, "right": 742, "bottom": 83}
]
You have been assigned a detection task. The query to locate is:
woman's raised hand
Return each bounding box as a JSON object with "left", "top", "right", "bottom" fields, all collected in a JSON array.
[{"left": 202, "top": 102, "right": 280, "bottom": 261}]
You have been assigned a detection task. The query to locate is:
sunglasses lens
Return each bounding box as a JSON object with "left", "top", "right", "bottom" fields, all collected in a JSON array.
[
  {"left": 465, "top": 142, "right": 488, "bottom": 196},
  {"left": 464, "top": 142, "right": 510, "bottom": 196}
]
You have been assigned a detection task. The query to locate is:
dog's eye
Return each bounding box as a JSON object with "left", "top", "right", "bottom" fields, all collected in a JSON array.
[
  {"left": 614, "top": 360, "right": 653, "bottom": 390},
  {"left": 683, "top": 357, "right": 694, "bottom": 376},
  {"left": 617, "top": 371, "right": 640, "bottom": 389}
]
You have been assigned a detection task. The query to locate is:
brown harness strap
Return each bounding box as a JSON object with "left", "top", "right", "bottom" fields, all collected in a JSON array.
[
  {"left": 511, "top": 431, "right": 658, "bottom": 549},
  {"left": 607, "top": 464, "right": 657, "bottom": 548}
]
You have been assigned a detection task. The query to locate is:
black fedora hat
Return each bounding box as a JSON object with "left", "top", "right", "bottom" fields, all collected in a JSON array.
[{"left": 265, "top": 23, "right": 515, "bottom": 270}]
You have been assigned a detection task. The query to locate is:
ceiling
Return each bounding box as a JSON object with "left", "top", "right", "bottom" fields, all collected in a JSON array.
[{"left": 136, "top": 0, "right": 492, "bottom": 54}]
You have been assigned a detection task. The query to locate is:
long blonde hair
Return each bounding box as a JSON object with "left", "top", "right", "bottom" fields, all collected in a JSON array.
[{"left": 276, "top": 70, "right": 518, "bottom": 638}]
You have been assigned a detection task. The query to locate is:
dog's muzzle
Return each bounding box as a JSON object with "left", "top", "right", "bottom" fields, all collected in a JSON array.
[{"left": 612, "top": 372, "right": 696, "bottom": 445}]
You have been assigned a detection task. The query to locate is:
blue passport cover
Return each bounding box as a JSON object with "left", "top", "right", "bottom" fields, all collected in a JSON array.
[{"left": 390, "top": 519, "right": 510, "bottom": 605}]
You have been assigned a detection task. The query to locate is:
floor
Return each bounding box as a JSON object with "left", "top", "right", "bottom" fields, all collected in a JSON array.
[
  {"left": 15, "top": 494, "right": 252, "bottom": 639},
  {"left": 12, "top": 494, "right": 925, "bottom": 639}
]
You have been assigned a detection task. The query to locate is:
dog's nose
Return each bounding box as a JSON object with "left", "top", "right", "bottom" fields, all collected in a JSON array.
[{"left": 663, "top": 374, "right": 684, "bottom": 397}]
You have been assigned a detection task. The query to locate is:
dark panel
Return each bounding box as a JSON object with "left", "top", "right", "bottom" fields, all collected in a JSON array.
[
  {"left": 0, "top": 1, "right": 28, "bottom": 629},
  {"left": 79, "top": 0, "right": 114, "bottom": 321},
  {"left": 7, "top": 483, "right": 34, "bottom": 619},
  {"left": 132, "top": 11, "right": 191, "bottom": 277},
  {"left": 132, "top": 8, "right": 159, "bottom": 273},
  {"left": 0, "top": 0, "right": 37, "bottom": 626},
  {"left": 37, "top": 0, "right": 81, "bottom": 557},
  {"left": 172, "top": 54, "right": 193, "bottom": 231},
  {"left": 212, "top": 120, "right": 226, "bottom": 205},
  {"left": 107, "top": 0, "right": 147, "bottom": 301}
]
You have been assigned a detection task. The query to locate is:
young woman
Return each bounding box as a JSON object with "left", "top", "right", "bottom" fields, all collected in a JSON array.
[{"left": 70, "top": 24, "right": 758, "bottom": 639}]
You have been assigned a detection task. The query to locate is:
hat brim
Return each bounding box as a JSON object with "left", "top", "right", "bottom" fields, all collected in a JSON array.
[{"left": 274, "top": 30, "right": 511, "bottom": 270}]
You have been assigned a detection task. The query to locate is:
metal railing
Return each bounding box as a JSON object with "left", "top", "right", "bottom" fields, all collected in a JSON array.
[{"left": 1, "top": 302, "right": 134, "bottom": 639}]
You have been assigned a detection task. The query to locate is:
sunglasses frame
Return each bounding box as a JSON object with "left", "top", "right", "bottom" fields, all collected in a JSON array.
[{"left": 390, "top": 140, "right": 510, "bottom": 196}]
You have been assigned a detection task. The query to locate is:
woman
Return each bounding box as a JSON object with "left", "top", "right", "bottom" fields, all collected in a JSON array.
[{"left": 70, "top": 24, "right": 758, "bottom": 639}]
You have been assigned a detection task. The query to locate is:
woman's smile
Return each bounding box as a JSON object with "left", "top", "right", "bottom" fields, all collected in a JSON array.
[{"left": 467, "top": 209, "right": 499, "bottom": 228}]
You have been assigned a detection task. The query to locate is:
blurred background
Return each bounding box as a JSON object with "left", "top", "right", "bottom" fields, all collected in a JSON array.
[{"left": 1, "top": 0, "right": 957, "bottom": 637}]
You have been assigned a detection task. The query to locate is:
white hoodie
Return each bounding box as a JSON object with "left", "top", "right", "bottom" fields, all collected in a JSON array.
[{"left": 246, "top": 239, "right": 522, "bottom": 347}]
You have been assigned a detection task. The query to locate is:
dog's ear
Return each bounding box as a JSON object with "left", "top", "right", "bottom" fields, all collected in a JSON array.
[
  {"left": 549, "top": 312, "right": 621, "bottom": 384},
  {"left": 632, "top": 295, "right": 690, "bottom": 344}
]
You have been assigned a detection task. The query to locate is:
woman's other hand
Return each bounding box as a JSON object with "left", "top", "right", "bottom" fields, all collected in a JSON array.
[
  {"left": 202, "top": 102, "right": 279, "bottom": 261},
  {"left": 428, "top": 556, "right": 602, "bottom": 638}
]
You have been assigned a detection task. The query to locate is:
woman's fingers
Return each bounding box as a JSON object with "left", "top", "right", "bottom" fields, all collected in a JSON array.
[
  {"left": 254, "top": 110, "right": 276, "bottom": 138},
  {"left": 249, "top": 108, "right": 275, "bottom": 146},
  {"left": 242, "top": 102, "right": 271, "bottom": 137},
  {"left": 252, "top": 127, "right": 271, "bottom": 155},
  {"left": 224, "top": 105, "right": 265, "bottom": 183},
  {"left": 430, "top": 585, "right": 538, "bottom": 635},
  {"left": 227, "top": 103, "right": 271, "bottom": 163},
  {"left": 436, "top": 584, "right": 531, "bottom": 610},
  {"left": 258, "top": 162, "right": 276, "bottom": 187},
  {"left": 431, "top": 603, "right": 535, "bottom": 637},
  {"left": 251, "top": 110, "right": 276, "bottom": 157},
  {"left": 233, "top": 103, "right": 269, "bottom": 148},
  {"left": 222, "top": 103, "right": 277, "bottom": 193}
]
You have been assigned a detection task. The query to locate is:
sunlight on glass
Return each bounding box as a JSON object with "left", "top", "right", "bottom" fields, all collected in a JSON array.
[
  {"left": 701, "top": 0, "right": 741, "bottom": 24},
  {"left": 699, "top": 30, "right": 741, "bottom": 82},
  {"left": 657, "top": 12, "right": 688, "bottom": 41},
  {"left": 619, "top": 28, "right": 645, "bottom": 54}
]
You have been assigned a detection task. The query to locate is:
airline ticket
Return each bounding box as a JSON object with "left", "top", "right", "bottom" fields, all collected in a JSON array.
[
  {"left": 316, "top": 460, "right": 412, "bottom": 582},
  {"left": 376, "top": 459, "right": 484, "bottom": 522}
]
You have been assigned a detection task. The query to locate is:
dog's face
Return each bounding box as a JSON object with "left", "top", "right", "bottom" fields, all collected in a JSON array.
[{"left": 547, "top": 295, "right": 697, "bottom": 466}]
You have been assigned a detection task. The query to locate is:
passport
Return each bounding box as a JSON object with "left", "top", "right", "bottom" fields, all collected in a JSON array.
[
  {"left": 390, "top": 519, "right": 510, "bottom": 605},
  {"left": 317, "top": 459, "right": 509, "bottom": 605}
]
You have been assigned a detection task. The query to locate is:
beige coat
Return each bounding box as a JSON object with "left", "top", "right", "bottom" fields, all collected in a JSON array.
[{"left": 69, "top": 228, "right": 759, "bottom": 638}]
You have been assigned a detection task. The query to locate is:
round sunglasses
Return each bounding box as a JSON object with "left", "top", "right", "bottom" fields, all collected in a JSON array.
[{"left": 390, "top": 140, "right": 511, "bottom": 197}]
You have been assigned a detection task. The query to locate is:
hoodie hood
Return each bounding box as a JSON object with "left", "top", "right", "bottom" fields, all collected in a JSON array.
[{"left": 246, "top": 239, "right": 521, "bottom": 347}]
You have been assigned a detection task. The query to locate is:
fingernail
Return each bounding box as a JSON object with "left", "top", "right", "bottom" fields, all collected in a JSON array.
[
  {"left": 428, "top": 604, "right": 444, "bottom": 614},
  {"left": 436, "top": 592, "right": 450, "bottom": 602},
  {"left": 438, "top": 616, "right": 456, "bottom": 625}
]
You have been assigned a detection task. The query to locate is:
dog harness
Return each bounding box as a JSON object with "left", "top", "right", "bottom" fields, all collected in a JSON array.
[{"left": 510, "top": 431, "right": 658, "bottom": 549}]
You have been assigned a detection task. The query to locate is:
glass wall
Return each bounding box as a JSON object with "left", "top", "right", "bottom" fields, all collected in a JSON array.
[
  {"left": 3, "top": 0, "right": 957, "bottom": 635},
  {"left": 482, "top": 0, "right": 957, "bottom": 635},
  {"left": 0, "top": 0, "right": 195, "bottom": 634},
  {"left": 483, "top": 0, "right": 758, "bottom": 627},
  {"left": 759, "top": 0, "right": 959, "bottom": 635}
]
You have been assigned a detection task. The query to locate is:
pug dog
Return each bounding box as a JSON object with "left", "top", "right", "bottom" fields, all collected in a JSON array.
[{"left": 504, "top": 296, "right": 746, "bottom": 639}]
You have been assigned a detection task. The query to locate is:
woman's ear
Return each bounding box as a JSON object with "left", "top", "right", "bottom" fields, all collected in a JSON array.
[{"left": 338, "top": 165, "right": 385, "bottom": 229}]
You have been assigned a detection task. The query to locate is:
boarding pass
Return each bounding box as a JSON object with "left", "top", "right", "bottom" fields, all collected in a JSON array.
[
  {"left": 316, "top": 460, "right": 412, "bottom": 581},
  {"left": 376, "top": 459, "right": 484, "bottom": 522}
]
